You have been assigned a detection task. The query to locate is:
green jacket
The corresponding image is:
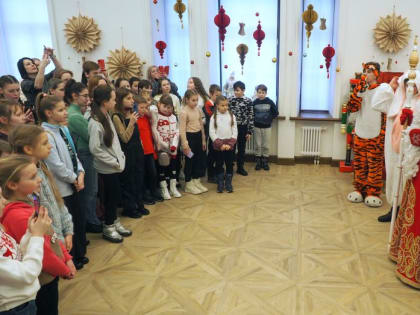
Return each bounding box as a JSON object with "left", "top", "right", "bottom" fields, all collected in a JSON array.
[{"left": 67, "top": 104, "right": 89, "bottom": 153}]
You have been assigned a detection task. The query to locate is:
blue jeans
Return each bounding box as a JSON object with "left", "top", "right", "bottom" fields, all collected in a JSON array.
[
  {"left": 0, "top": 300, "right": 36, "bottom": 315},
  {"left": 78, "top": 150, "right": 100, "bottom": 225}
]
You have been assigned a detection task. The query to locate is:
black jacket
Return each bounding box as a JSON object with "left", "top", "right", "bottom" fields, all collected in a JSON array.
[{"left": 252, "top": 97, "right": 278, "bottom": 128}]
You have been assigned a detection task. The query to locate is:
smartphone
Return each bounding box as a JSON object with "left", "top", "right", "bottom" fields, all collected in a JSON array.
[
  {"left": 33, "top": 193, "right": 40, "bottom": 217},
  {"left": 97, "top": 59, "right": 105, "bottom": 71},
  {"left": 186, "top": 150, "right": 194, "bottom": 158}
]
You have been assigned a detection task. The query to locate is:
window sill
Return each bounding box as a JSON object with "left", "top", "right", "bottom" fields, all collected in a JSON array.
[
  {"left": 290, "top": 111, "right": 340, "bottom": 122},
  {"left": 277, "top": 116, "right": 286, "bottom": 120}
]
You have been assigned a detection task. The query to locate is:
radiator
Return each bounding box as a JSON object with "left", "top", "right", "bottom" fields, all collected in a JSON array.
[
  {"left": 301, "top": 127, "right": 323, "bottom": 164},
  {"left": 245, "top": 134, "right": 255, "bottom": 154}
]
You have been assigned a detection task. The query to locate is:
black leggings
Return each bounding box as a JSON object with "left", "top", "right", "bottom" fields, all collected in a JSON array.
[
  {"left": 36, "top": 277, "right": 59, "bottom": 315},
  {"left": 63, "top": 192, "right": 86, "bottom": 260},
  {"left": 143, "top": 154, "right": 158, "bottom": 193},
  {"left": 215, "top": 149, "right": 234, "bottom": 174},
  {"left": 98, "top": 173, "right": 121, "bottom": 225},
  {"left": 184, "top": 132, "right": 205, "bottom": 182},
  {"left": 235, "top": 125, "right": 248, "bottom": 167},
  {"left": 159, "top": 158, "right": 177, "bottom": 182}
]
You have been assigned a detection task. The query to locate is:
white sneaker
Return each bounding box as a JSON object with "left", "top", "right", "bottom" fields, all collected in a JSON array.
[
  {"left": 169, "top": 179, "right": 182, "bottom": 198},
  {"left": 185, "top": 181, "right": 201, "bottom": 194},
  {"left": 192, "top": 178, "right": 208, "bottom": 193},
  {"left": 160, "top": 181, "right": 171, "bottom": 200}
]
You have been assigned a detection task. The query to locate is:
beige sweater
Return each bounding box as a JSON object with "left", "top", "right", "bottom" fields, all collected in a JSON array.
[{"left": 179, "top": 105, "right": 205, "bottom": 148}]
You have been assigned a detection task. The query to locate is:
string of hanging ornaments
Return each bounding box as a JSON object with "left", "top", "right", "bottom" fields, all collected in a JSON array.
[
  {"left": 173, "top": 0, "right": 186, "bottom": 29},
  {"left": 236, "top": 43, "right": 248, "bottom": 75},
  {"left": 214, "top": 6, "right": 230, "bottom": 51},
  {"left": 302, "top": 4, "right": 318, "bottom": 48},
  {"left": 107, "top": 27, "right": 143, "bottom": 80},
  {"left": 373, "top": 5, "right": 411, "bottom": 53},
  {"left": 253, "top": 12, "right": 265, "bottom": 56},
  {"left": 64, "top": 14, "right": 101, "bottom": 53}
]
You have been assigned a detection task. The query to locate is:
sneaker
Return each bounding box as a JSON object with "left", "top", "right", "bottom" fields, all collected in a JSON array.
[
  {"left": 114, "top": 218, "right": 132, "bottom": 237},
  {"left": 255, "top": 157, "right": 262, "bottom": 171},
  {"left": 103, "top": 224, "right": 123, "bottom": 243},
  {"left": 160, "top": 181, "right": 171, "bottom": 200},
  {"left": 185, "top": 181, "right": 201, "bottom": 194}
]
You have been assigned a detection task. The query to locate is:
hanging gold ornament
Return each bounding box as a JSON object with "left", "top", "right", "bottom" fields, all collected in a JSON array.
[
  {"left": 272, "top": 57, "right": 277, "bottom": 63},
  {"left": 174, "top": 0, "right": 186, "bottom": 29},
  {"left": 373, "top": 10, "right": 411, "bottom": 53},
  {"left": 302, "top": 4, "right": 318, "bottom": 48},
  {"left": 205, "top": 51, "right": 211, "bottom": 57},
  {"left": 320, "top": 18, "right": 326, "bottom": 30},
  {"left": 107, "top": 47, "right": 143, "bottom": 80},
  {"left": 64, "top": 14, "right": 101, "bottom": 53}
]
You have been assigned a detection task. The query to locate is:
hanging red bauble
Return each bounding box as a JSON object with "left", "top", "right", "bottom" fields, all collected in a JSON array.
[
  {"left": 224, "top": 65, "right": 228, "bottom": 69},
  {"left": 320, "top": 65, "right": 324, "bottom": 68},
  {"left": 253, "top": 21, "right": 265, "bottom": 56},
  {"left": 214, "top": 6, "right": 230, "bottom": 51},
  {"left": 190, "top": 60, "right": 194, "bottom": 64},
  {"left": 155, "top": 41, "right": 167, "bottom": 59},
  {"left": 322, "top": 44, "right": 335, "bottom": 78},
  {"left": 153, "top": 0, "right": 157, "bottom": 4},
  {"left": 288, "top": 51, "right": 293, "bottom": 56}
]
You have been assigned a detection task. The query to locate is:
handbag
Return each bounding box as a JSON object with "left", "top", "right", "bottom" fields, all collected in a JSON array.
[{"left": 158, "top": 151, "right": 170, "bottom": 166}]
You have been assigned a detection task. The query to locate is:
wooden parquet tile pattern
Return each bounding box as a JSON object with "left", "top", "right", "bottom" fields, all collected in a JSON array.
[{"left": 59, "top": 164, "right": 420, "bottom": 315}]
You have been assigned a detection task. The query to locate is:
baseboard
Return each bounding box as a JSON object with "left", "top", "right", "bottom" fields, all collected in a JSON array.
[{"left": 244, "top": 154, "right": 340, "bottom": 167}]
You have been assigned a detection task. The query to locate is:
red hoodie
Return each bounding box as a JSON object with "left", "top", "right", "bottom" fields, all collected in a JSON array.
[{"left": 0, "top": 201, "right": 72, "bottom": 277}]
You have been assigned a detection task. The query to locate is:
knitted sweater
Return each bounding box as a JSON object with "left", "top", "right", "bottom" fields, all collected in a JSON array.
[
  {"left": 0, "top": 229, "right": 43, "bottom": 311},
  {"left": 228, "top": 96, "right": 254, "bottom": 133},
  {"left": 253, "top": 97, "right": 278, "bottom": 128},
  {"left": 151, "top": 111, "right": 179, "bottom": 156},
  {"left": 209, "top": 111, "right": 238, "bottom": 150}
]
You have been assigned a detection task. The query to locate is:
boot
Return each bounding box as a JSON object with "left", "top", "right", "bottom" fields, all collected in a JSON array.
[
  {"left": 225, "top": 174, "right": 233, "bottom": 193},
  {"left": 263, "top": 157, "right": 270, "bottom": 171},
  {"left": 378, "top": 206, "right": 400, "bottom": 222},
  {"left": 152, "top": 189, "right": 164, "bottom": 202},
  {"left": 237, "top": 164, "right": 248, "bottom": 176},
  {"left": 169, "top": 179, "right": 182, "bottom": 198},
  {"left": 121, "top": 208, "right": 142, "bottom": 219},
  {"left": 160, "top": 181, "right": 171, "bottom": 200},
  {"left": 192, "top": 178, "right": 208, "bottom": 193},
  {"left": 103, "top": 224, "right": 123, "bottom": 243},
  {"left": 185, "top": 181, "right": 201, "bottom": 194},
  {"left": 114, "top": 218, "right": 132, "bottom": 237},
  {"left": 216, "top": 173, "right": 225, "bottom": 193},
  {"left": 255, "top": 157, "right": 262, "bottom": 171}
]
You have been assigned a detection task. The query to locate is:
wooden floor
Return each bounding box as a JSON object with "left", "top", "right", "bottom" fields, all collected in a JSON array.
[{"left": 59, "top": 164, "right": 420, "bottom": 315}]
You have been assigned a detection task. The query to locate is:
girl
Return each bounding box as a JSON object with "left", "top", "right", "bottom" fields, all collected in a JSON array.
[
  {"left": 112, "top": 88, "right": 149, "bottom": 218},
  {"left": 88, "top": 75, "right": 108, "bottom": 100},
  {"left": 88, "top": 85, "right": 131, "bottom": 243},
  {"left": 38, "top": 95, "right": 87, "bottom": 270},
  {"left": 65, "top": 80, "right": 103, "bottom": 234},
  {"left": 0, "top": 99, "right": 26, "bottom": 141},
  {"left": 0, "top": 155, "right": 75, "bottom": 315},
  {"left": 152, "top": 95, "right": 181, "bottom": 199},
  {"left": 135, "top": 95, "right": 163, "bottom": 204},
  {"left": 0, "top": 75, "right": 33, "bottom": 123},
  {"left": 209, "top": 96, "right": 237, "bottom": 193},
  {"left": 53, "top": 69, "right": 73, "bottom": 83},
  {"left": 153, "top": 78, "right": 182, "bottom": 117},
  {"left": 179, "top": 90, "right": 208, "bottom": 194},
  {"left": 147, "top": 66, "right": 161, "bottom": 97},
  {"left": 81, "top": 61, "right": 100, "bottom": 85},
  {"left": 129, "top": 77, "right": 140, "bottom": 95},
  {"left": 47, "top": 78, "right": 65, "bottom": 100},
  {"left": 187, "top": 77, "right": 209, "bottom": 118},
  {"left": 0, "top": 203, "right": 51, "bottom": 315},
  {"left": 115, "top": 78, "right": 130, "bottom": 90}
]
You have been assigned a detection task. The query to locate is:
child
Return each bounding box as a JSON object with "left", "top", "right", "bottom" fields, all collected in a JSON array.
[
  {"left": 205, "top": 84, "right": 222, "bottom": 183},
  {"left": 87, "top": 75, "right": 109, "bottom": 100},
  {"left": 135, "top": 95, "right": 163, "bottom": 204},
  {"left": 0, "top": 99, "right": 26, "bottom": 141},
  {"left": 153, "top": 79, "right": 182, "bottom": 117},
  {"left": 47, "top": 78, "right": 65, "bottom": 100},
  {"left": 9, "top": 124, "right": 75, "bottom": 257},
  {"left": 38, "top": 95, "right": 87, "bottom": 270},
  {"left": 88, "top": 85, "right": 131, "bottom": 243},
  {"left": 81, "top": 61, "right": 100, "bottom": 85},
  {"left": 53, "top": 69, "right": 73, "bottom": 83},
  {"left": 65, "top": 80, "right": 103, "bottom": 234},
  {"left": 129, "top": 77, "right": 140, "bottom": 95},
  {"left": 228, "top": 81, "right": 254, "bottom": 176},
  {"left": 187, "top": 77, "right": 209, "bottom": 124},
  {"left": 0, "top": 155, "right": 75, "bottom": 315},
  {"left": 112, "top": 88, "right": 149, "bottom": 218},
  {"left": 115, "top": 78, "right": 130, "bottom": 90},
  {"left": 179, "top": 89, "right": 208, "bottom": 194},
  {"left": 210, "top": 96, "right": 237, "bottom": 193},
  {"left": 152, "top": 95, "right": 181, "bottom": 199},
  {"left": 252, "top": 84, "right": 278, "bottom": 171},
  {"left": 0, "top": 204, "right": 51, "bottom": 315}
]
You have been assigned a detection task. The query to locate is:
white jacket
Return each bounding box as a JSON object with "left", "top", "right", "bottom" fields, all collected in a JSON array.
[{"left": 0, "top": 230, "right": 43, "bottom": 311}]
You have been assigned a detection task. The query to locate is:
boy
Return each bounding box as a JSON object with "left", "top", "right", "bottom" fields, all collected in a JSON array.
[
  {"left": 205, "top": 84, "right": 222, "bottom": 182},
  {"left": 252, "top": 84, "right": 278, "bottom": 171},
  {"left": 228, "top": 81, "right": 254, "bottom": 176}
]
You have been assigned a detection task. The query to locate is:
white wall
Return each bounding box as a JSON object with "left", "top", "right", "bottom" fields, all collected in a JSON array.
[{"left": 47, "top": 0, "right": 154, "bottom": 81}]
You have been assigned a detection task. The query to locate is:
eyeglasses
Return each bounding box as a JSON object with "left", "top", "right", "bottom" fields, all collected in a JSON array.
[{"left": 80, "top": 94, "right": 90, "bottom": 98}]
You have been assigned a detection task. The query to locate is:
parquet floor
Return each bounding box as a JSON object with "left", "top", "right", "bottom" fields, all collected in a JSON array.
[{"left": 59, "top": 164, "right": 420, "bottom": 315}]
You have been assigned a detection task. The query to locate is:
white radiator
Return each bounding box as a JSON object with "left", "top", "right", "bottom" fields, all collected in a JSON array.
[
  {"left": 245, "top": 134, "right": 255, "bottom": 154},
  {"left": 301, "top": 127, "right": 323, "bottom": 164}
]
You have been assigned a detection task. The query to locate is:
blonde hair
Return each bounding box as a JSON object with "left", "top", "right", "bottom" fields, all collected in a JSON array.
[
  {"left": 182, "top": 89, "right": 198, "bottom": 106},
  {"left": 0, "top": 154, "right": 34, "bottom": 199},
  {"left": 8, "top": 125, "right": 64, "bottom": 205}
]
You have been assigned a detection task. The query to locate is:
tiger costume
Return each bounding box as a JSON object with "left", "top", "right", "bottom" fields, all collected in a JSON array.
[{"left": 347, "top": 62, "right": 386, "bottom": 207}]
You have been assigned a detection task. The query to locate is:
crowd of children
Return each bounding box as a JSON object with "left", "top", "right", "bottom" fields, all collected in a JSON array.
[{"left": 0, "top": 48, "right": 278, "bottom": 314}]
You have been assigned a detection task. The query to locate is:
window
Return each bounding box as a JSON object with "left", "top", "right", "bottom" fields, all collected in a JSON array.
[
  {"left": 299, "top": 0, "right": 336, "bottom": 112},
  {"left": 150, "top": 0, "right": 191, "bottom": 96},
  {"left": 0, "top": 0, "right": 53, "bottom": 78},
  {"left": 216, "top": 0, "right": 280, "bottom": 101}
]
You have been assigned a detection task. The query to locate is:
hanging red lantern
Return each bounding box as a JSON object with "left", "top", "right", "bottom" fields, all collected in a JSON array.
[
  {"left": 214, "top": 6, "right": 230, "bottom": 51},
  {"left": 236, "top": 43, "right": 248, "bottom": 75},
  {"left": 155, "top": 41, "right": 167, "bottom": 59},
  {"left": 322, "top": 44, "right": 335, "bottom": 78},
  {"left": 158, "top": 66, "right": 169, "bottom": 77},
  {"left": 153, "top": 0, "right": 157, "bottom": 4},
  {"left": 253, "top": 21, "right": 265, "bottom": 56}
]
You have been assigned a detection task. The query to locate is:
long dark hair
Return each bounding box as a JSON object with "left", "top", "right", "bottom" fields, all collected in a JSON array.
[
  {"left": 191, "top": 77, "right": 209, "bottom": 103},
  {"left": 213, "top": 95, "right": 233, "bottom": 129},
  {"left": 64, "top": 79, "right": 86, "bottom": 104},
  {"left": 91, "top": 85, "right": 114, "bottom": 147},
  {"left": 115, "top": 87, "right": 132, "bottom": 116},
  {"left": 0, "top": 75, "right": 19, "bottom": 90}
]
